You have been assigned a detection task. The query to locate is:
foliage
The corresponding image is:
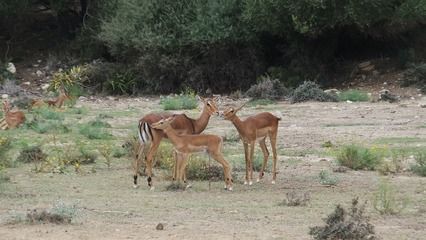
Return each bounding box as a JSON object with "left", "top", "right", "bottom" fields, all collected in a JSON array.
[
  {"left": 411, "top": 150, "right": 426, "bottom": 177},
  {"left": 247, "top": 99, "right": 276, "bottom": 106},
  {"left": 245, "top": 75, "right": 289, "bottom": 100},
  {"left": 403, "top": 63, "right": 426, "bottom": 93},
  {"left": 16, "top": 145, "right": 47, "bottom": 163},
  {"left": 223, "top": 130, "right": 240, "bottom": 143},
  {"left": 373, "top": 178, "right": 406, "bottom": 215},
  {"left": 26, "top": 200, "right": 79, "bottom": 224},
  {"left": 49, "top": 65, "right": 89, "bottom": 94},
  {"left": 290, "top": 81, "right": 338, "bottom": 103},
  {"left": 99, "top": 144, "right": 113, "bottom": 168},
  {"left": 79, "top": 124, "right": 113, "bottom": 140},
  {"left": 0, "top": 136, "right": 12, "bottom": 167},
  {"left": 319, "top": 170, "right": 339, "bottom": 186},
  {"left": 32, "top": 107, "right": 64, "bottom": 120},
  {"left": 88, "top": 118, "right": 111, "bottom": 128},
  {"left": 160, "top": 93, "right": 198, "bottom": 110},
  {"left": 309, "top": 198, "right": 376, "bottom": 240},
  {"left": 338, "top": 90, "right": 370, "bottom": 102},
  {"left": 27, "top": 119, "right": 70, "bottom": 134},
  {"left": 337, "top": 144, "right": 382, "bottom": 170}
]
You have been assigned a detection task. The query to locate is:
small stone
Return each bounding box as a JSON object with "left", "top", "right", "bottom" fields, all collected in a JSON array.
[
  {"left": 23, "top": 81, "right": 30, "bottom": 85},
  {"left": 41, "top": 83, "right": 50, "bottom": 90},
  {"left": 36, "top": 70, "right": 43, "bottom": 77},
  {"left": 6, "top": 62, "right": 16, "bottom": 74},
  {"left": 37, "top": 59, "right": 42, "bottom": 63},
  {"left": 33, "top": 64, "right": 39, "bottom": 68},
  {"left": 156, "top": 223, "right": 164, "bottom": 230},
  {"left": 383, "top": 82, "right": 387, "bottom": 85},
  {"left": 1, "top": 94, "right": 9, "bottom": 99},
  {"left": 420, "top": 104, "right": 426, "bottom": 108}
]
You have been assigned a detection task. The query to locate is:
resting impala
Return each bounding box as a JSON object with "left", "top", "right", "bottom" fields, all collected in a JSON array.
[
  {"left": 1, "top": 101, "right": 26, "bottom": 130},
  {"left": 151, "top": 116, "right": 233, "bottom": 190},
  {"left": 135, "top": 97, "right": 219, "bottom": 189},
  {"left": 221, "top": 103, "right": 280, "bottom": 185},
  {"left": 31, "top": 89, "right": 71, "bottom": 109}
]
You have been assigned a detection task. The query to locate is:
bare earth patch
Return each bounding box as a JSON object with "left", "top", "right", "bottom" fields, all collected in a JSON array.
[{"left": 1, "top": 97, "right": 425, "bottom": 239}]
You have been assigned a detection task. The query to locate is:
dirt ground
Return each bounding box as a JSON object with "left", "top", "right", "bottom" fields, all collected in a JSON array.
[{"left": 1, "top": 97, "right": 426, "bottom": 240}]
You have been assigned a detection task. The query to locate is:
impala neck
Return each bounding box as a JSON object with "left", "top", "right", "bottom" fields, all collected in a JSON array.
[
  {"left": 192, "top": 105, "right": 212, "bottom": 134},
  {"left": 162, "top": 126, "right": 182, "bottom": 146},
  {"left": 229, "top": 114, "right": 247, "bottom": 136}
]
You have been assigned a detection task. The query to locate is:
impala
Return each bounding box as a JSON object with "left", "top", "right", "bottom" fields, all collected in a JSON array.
[
  {"left": 221, "top": 103, "right": 280, "bottom": 185},
  {"left": 31, "top": 89, "right": 71, "bottom": 109},
  {"left": 1, "top": 101, "right": 26, "bottom": 130},
  {"left": 135, "top": 97, "right": 219, "bottom": 189},
  {"left": 151, "top": 116, "right": 233, "bottom": 190}
]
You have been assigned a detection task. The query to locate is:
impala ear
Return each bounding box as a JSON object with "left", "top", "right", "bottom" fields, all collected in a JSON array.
[
  {"left": 234, "top": 102, "right": 247, "bottom": 113},
  {"left": 197, "top": 95, "right": 205, "bottom": 102}
]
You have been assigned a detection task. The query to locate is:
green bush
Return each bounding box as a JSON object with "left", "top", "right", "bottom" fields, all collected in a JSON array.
[
  {"left": 403, "top": 63, "right": 426, "bottom": 93},
  {"left": 79, "top": 124, "right": 113, "bottom": 140},
  {"left": 16, "top": 145, "right": 47, "bottom": 163},
  {"left": 27, "top": 120, "right": 70, "bottom": 134},
  {"left": 373, "top": 178, "right": 406, "bottom": 215},
  {"left": 88, "top": 118, "right": 111, "bottom": 128},
  {"left": 337, "top": 144, "right": 382, "bottom": 170},
  {"left": 290, "top": 81, "right": 338, "bottom": 104},
  {"left": 0, "top": 136, "right": 13, "bottom": 168},
  {"left": 160, "top": 94, "right": 198, "bottom": 110},
  {"left": 33, "top": 107, "right": 64, "bottom": 120},
  {"left": 319, "top": 170, "right": 339, "bottom": 186},
  {"left": 411, "top": 150, "right": 426, "bottom": 177},
  {"left": 338, "top": 90, "right": 370, "bottom": 102}
]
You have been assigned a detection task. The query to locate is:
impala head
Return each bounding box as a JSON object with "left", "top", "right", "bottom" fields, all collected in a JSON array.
[
  {"left": 220, "top": 102, "right": 246, "bottom": 120},
  {"left": 2, "top": 101, "right": 11, "bottom": 113},
  {"left": 151, "top": 116, "right": 175, "bottom": 130},
  {"left": 199, "top": 96, "right": 219, "bottom": 116}
]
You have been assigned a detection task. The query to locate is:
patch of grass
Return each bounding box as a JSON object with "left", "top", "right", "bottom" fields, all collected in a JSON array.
[
  {"left": 223, "top": 130, "right": 240, "bottom": 142},
  {"left": 160, "top": 94, "right": 197, "bottom": 110},
  {"left": 318, "top": 170, "right": 339, "bottom": 186},
  {"left": 79, "top": 124, "right": 113, "bottom": 140},
  {"left": 337, "top": 144, "right": 382, "bottom": 170},
  {"left": 98, "top": 113, "right": 113, "bottom": 119},
  {"left": 309, "top": 198, "right": 376, "bottom": 240},
  {"left": 165, "top": 182, "right": 187, "bottom": 191},
  {"left": 290, "top": 81, "right": 338, "bottom": 103},
  {"left": 27, "top": 120, "right": 70, "bottom": 134},
  {"left": 373, "top": 178, "right": 406, "bottom": 215},
  {"left": 33, "top": 107, "right": 64, "bottom": 120},
  {"left": 26, "top": 200, "right": 79, "bottom": 224},
  {"left": 338, "top": 89, "right": 370, "bottom": 102},
  {"left": 374, "top": 137, "right": 425, "bottom": 144},
  {"left": 88, "top": 118, "right": 112, "bottom": 128},
  {"left": 99, "top": 144, "right": 113, "bottom": 168},
  {"left": 68, "top": 107, "right": 88, "bottom": 115},
  {"left": 411, "top": 150, "right": 426, "bottom": 177},
  {"left": 112, "top": 147, "right": 126, "bottom": 158},
  {"left": 0, "top": 136, "right": 15, "bottom": 168},
  {"left": 248, "top": 99, "right": 276, "bottom": 106}
]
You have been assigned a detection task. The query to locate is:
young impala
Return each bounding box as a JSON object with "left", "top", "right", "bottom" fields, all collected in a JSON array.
[
  {"left": 31, "top": 88, "right": 71, "bottom": 109},
  {"left": 221, "top": 103, "right": 281, "bottom": 185},
  {"left": 151, "top": 116, "right": 233, "bottom": 190},
  {"left": 135, "top": 97, "right": 219, "bottom": 189},
  {"left": 1, "top": 101, "right": 26, "bottom": 130}
]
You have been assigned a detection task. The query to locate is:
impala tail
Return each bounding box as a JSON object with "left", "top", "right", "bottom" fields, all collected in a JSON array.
[{"left": 138, "top": 120, "right": 153, "bottom": 144}]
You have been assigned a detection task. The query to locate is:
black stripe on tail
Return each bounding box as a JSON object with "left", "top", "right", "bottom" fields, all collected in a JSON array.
[{"left": 138, "top": 121, "right": 153, "bottom": 143}]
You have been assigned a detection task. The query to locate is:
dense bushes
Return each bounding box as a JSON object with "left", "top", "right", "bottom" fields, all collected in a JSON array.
[{"left": 290, "top": 81, "right": 338, "bottom": 103}]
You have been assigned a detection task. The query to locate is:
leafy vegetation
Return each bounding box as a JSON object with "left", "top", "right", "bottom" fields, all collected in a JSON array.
[
  {"left": 160, "top": 93, "right": 198, "bottom": 110},
  {"left": 373, "top": 178, "right": 406, "bottom": 215},
  {"left": 290, "top": 81, "right": 338, "bottom": 104},
  {"left": 245, "top": 75, "right": 289, "bottom": 100},
  {"left": 411, "top": 150, "right": 426, "bottom": 177},
  {"left": 319, "top": 170, "right": 339, "bottom": 186},
  {"left": 16, "top": 145, "right": 47, "bottom": 163},
  {"left": 337, "top": 144, "right": 383, "bottom": 170},
  {"left": 403, "top": 63, "right": 426, "bottom": 93}
]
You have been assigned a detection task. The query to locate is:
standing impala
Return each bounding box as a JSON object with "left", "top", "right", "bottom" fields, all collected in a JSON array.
[
  {"left": 1, "top": 101, "right": 26, "bottom": 130},
  {"left": 151, "top": 117, "right": 233, "bottom": 190},
  {"left": 135, "top": 97, "right": 219, "bottom": 189},
  {"left": 221, "top": 103, "right": 280, "bottom": 185}
]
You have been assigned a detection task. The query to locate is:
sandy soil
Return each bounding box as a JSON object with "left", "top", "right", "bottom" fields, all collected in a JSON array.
[{"left": 1, "top": 97, "right": 425, "bottom": 240}]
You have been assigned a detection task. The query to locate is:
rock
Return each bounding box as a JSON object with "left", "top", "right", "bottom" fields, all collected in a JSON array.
[
  {"left": 37, "top": 59, "right": 42, "bottom": 63},
  {"left": 420, "top": 104, "right": 426, "bottom": 108},
  {"left": 156, "top": 223, "right": 164, "bottom": 230},
  {"left": 41, "top": 83, "right": 50, "bottom": 90},
  {"left": 36, "top": 70, "right": 43, "bottom": 77},
  {"left": 358, "top": 61, "right": 375, "bottom": 72},
  {"left": 1, "top": 94, "right": 9, "bottom": 99},
  {"left": 346, "top": 100, "right": 353, "bottom": 103},
  {"left": 6, "top": 62, "right": 16, "bottom": 74},
  {"left": 324, "top": 89, "right": 340, "bottom": 95},
  {"left": 33, "top": 64, "right": 39, "bottom": 68},
  {"left": 379, "top": 89, "right": 399, "bottom": 103},
  {"left": 372, "top": 70, "right": 380, "bottom": 76},
  {"left": 22, "top": 81, "right": 31, "bottom": 85},
  {"left": 78, "top": 96, "right": 88, "bottom": 101}
]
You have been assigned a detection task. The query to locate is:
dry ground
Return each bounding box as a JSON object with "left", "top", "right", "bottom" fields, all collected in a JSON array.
[{"left": 1, "top": 97, "right": 426, "bottom": 240}]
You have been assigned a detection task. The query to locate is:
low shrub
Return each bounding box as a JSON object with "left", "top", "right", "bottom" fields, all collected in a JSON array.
[
  {"left": 279, "top": 191, "right": 311, "bottom": 207},
  {"left": 33, "top": 107, "right": 64, "bottom": 120},
  {"left": 309, "top": 198, "right": 376, "bottom": 240},
  {"left": 26, "top": 200, "right": 79, "bottom": 224},
  {"left": 403, "top": 62, "right": 426, "bottom": 93},
  {"left": 373, "top": 178, "right": 406, "bottom": 215},
  {"left": 290, "top": 81, "right": 338, "bottom": 103},
  {"left": 248, "top": 99, "right": 276, "bottom": 106},
  {"left": 338, "top": 90, "right": 370, "bottom": 102},
  {"left": 79, "top": 124, "right": 113, "bottom": 140},
  {"left": 16, "top": 145, "right": 47, "bottom": 163},
  {"left": 319, "top": 170, "right": 339, "bottom": 186},
  {"left": 27, "top": 120, "right": 70, "bottom": 134},
  {"left": 0, "top": 136, "right": 13, "bottom": 168},
  {"left": 88, "top": 118, "right": 111, "bottom": 128},
  {"left": 411, "top": 150, "right": 426, "bottom": 177},
  {"left": 245, "top": 75, "right": 289, "bottom": 100},
  {"left": 337, "top": 144, "right": 382, "bottom": 170}
]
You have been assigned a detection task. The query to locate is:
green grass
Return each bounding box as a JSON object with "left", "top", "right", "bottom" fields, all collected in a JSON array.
[
  {"left": 337, "top": 144, "right": 383, "bottom": 170},
  {"left": 88, "top": 118, "right": 112, "bottom": 128},
  {"left": 374, "top": 137, "right": 425, "bottom": 144},
  {"left": 33, "top": 107, "right": 64, "bottom": 120},
  {"left": 411, "top": 150, "right": 426, "bottom": 177},
  {"left": 338, "top": 89, "right": 370, "bottom": 102},
  {"left": 28, "top": 120, "right": 70, "bottom": 134},
  {"left": 248, "top": 99, "right": 276, "bottom": 106},
  {"left": 160, "top": 94, "right": 198, "bottom": 110},
  {"left": 78, "top": 124, "right": 113, "bottom": 140}
]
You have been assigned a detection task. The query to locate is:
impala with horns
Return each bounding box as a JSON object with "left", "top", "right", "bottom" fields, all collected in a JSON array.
[
  {"left": 220, "top": 102, "right": 281, "bottom": 185},
  {"left": 1, "top": 101, "right": 26, "bottom": 130},
  {"left": 31, "top": 88, "right": 71, "bottom": 109},
  {"left": 151, "top": 116, "right": 233, "bottom": 190},
  {"left": 135, "top": 96, "right": 219, "bottom": 189}
]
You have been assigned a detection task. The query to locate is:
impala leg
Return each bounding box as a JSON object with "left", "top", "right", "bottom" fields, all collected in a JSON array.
[
  {"left": 270, "top": 131, "right": 278, "bottom": 184},
  {"left": 248, "top": 142, "right": 255, "bottom": 185},
  {"left": 211, "top": 152, "right": 233, "bottom": 191},
  {"left": 243, "top": 142, "right": 249, "bottom": 185},
  {"left": 181, "top": 155, "right": 188, "bottom": 183},
  {"left": 145, "top": 137, "right": 161, "bottom": 189},
  {"left": 133, "top": 143, "right": 145, "bottom": 188},
  {"left": 257, "top": 138, "right": 269, "bottom": 182},
  {"left": 172, "top": 150, "right": 178, "bottom": 181},
  {"left": 178, "top": 153, "right": 189, "bottom": 183}
]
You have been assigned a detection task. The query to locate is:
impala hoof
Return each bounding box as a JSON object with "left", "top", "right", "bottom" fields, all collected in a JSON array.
[
  {"left": 186, "top": 184, "right": 192, "bottom": 189},
  {"left": 271, "top": 180, "right": 276, "bottom": 185},
  {"left": 249, "top": 181, "right": 253, "bottom": 186},
  {"left": 228, "top": 186, "right": 233, "bottom": 191},
  {"left": 150, "top": 186, "right": 155, "bottom": 191},
  {"left": 244, "top": 181, "right": 248, "bottom": 185},
  {"left": 133, "top": 184, "right": 139, "bottom": 189},
  {"left": 256, "top": 178, "right": 260, "bottom": 183}
]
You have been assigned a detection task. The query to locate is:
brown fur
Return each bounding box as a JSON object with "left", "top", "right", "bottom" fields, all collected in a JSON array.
[
  {"left": 151, "top": 117, "right": 233, "bottom": 190},
  {"left": 2, "top": 101, "right": 26, "bottom": 129},
  {"left": 32, "top": 90, "right": 71, "bottom": 109},
  {"left": 134, "top": 97, "right": 219, "bottom": 188},
  {"left": 221, "top": 103, "right": 281, "bottom": 184}
]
